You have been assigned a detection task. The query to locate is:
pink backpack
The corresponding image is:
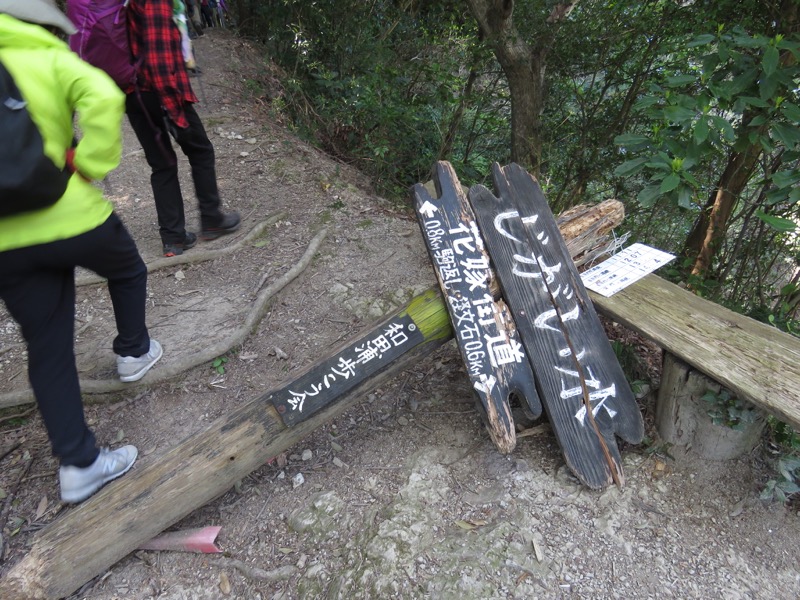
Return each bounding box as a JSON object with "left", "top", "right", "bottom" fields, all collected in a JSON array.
[{"left": 67, "top": 0, "right": 140, "bottom": 90}]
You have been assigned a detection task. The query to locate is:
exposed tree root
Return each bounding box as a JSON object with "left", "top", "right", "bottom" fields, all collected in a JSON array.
[
  {"left": 0, "top": 227, "right": 327, "bottom": 410},
  {"left": 218, "top": 558, "right": 297, "bottom": 583},
  {"left": 76, "top": 211, "right": 289, "bottom": 287}
]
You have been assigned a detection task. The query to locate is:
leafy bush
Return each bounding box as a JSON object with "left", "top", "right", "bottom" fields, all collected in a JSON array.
[
  {"left": 761, "top": 456, "right": 800, "bottom": 504},
  {"left": 701, "top": 388, "right": 762, "bottom": 430}
]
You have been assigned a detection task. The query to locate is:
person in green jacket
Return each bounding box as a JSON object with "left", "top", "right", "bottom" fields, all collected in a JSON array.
[{"left": 0, "top": 0, "right": 160, "bottom": 503}]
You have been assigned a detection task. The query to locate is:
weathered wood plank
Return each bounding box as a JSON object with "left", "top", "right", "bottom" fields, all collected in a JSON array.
[
  {"left": 413, "top": 162, "right": 541, "bottom": 453},
  {"left": 469, "top": 162, "right": 644, "bottom": 489},
  {"left": 589, "top": 274, "right": 800, "bottom": 430}
]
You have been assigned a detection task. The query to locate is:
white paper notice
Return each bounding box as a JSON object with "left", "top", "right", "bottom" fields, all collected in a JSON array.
[{"left": 581, "top": 243, "right": 675, "bottom": 297}]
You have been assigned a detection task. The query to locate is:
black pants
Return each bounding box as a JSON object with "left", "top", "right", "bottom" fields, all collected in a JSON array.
[
  {"left": 125, "top": 92, "right": 224, "bottom": 245},
  {"left": 201, "top": 5, "right": 214, "bottom": 27},
  {"left": 0, "top": 214, "right": 149, "bottom": 467}
]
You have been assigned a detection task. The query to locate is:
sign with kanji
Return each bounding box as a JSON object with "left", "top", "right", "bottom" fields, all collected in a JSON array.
[
  {"left": 413, "top": 162, "right": 541, "bottom": 454},
  {"left": 271, "top": 314, "right": 424, "bottom": 425}
]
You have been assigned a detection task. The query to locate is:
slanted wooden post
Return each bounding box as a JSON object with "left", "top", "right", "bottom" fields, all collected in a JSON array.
[
  {"left": 0, "top": 291, "right": 453, "bottom": 600},
  {"left": 413, "top": 162, "right": 541, "bottom": 454},
  {"left": 469, "top": 163, "right": 644, "bottom": 488}
]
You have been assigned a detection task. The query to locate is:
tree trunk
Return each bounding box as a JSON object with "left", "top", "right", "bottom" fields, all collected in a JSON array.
[
  {"left": 436, "top": 67, "right": 480, "bottom": 161},
  {"left": 683, "top": 1, "right": 798, "bottom": 280},
  {"left": 464, "top": 0, "right": 579, "bottom": 176},
  {"left": 682, "top": 143, "right": 762, "bottom": 279}
]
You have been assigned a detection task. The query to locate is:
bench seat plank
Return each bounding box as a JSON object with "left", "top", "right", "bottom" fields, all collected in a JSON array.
[{"left": 590, "top": 274, "right": 800, "bottom": 430}]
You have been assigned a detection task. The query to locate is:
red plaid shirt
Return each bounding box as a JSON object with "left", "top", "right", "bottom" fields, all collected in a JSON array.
[{"left": 127, "top": 0, "right": 197, "bottom": 128}]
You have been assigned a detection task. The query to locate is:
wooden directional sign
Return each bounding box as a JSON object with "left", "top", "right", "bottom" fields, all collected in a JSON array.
[
  {"left": 272, "top": 311, "right": 427, "bottom": 425},
  {"left": 413, "top": 162, "right": 541, "bottom": 454},
  {"left": 469, "top": 162, "right": 644, "bottom": 488}
]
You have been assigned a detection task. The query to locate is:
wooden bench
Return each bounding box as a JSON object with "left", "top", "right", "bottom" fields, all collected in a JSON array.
[{"left": 589, "top": 274, "right": 800, "bottom": 459}]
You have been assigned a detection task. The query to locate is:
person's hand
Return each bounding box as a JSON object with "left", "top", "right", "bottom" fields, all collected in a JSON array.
[
  {"left": 65, "top": 148, "right": 91, "bottom": 182},
  {"left": 164, "top": 115, "right": 180, "bottom": 140}
]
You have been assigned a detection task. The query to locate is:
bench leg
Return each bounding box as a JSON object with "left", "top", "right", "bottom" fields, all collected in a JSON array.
[{"left": 655, "top": 352, "right": 766, "bottom": 460}]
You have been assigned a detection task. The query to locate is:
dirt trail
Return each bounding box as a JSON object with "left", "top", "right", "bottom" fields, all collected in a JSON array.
[{"left": 1, "top": 29, "right": 798, "bottom": 600}]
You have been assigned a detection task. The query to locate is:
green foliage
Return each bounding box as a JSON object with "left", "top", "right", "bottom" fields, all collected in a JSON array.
[
  {"left": 761, "top": 455, "right": 800, "bottom": 504},
  {"left": 614, "top": 26, "right": 800, "bottom": 218},
  {"left": 767, "top": 283, "right": 800, "bottom": 337},
  {"left": 701, "top": 388, "right": 762, "bottom": 430},
  {"left": 769, "top": 418, "right": 800, "bottom": 451},
  {"left": 230, "top": 0, "right": 798, "bottom": 314},
  {"left": 238, "top": 0, "right": 506, "bottom": 200},
  {"left": 609, "top": 338, "right": 649, "bottom": 394},
  {"left": 760, "top": 418, "right": 800, "bottom": 504},
  {"left": 211, "top": 356, "right": 228, "bottom": 375}
]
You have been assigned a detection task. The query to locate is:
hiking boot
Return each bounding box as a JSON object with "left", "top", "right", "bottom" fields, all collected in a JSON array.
[
  {"left": 163, "top": 231, "right": 198, "bottom": 257},
  {"left": 117, "top": 340, "right": 163, "bottom": 383},
  {"left": 201, "top": 211, "right": 241, "bottom": 240},
  {"left": 59, "top": 445, "right": 138, "bottom": 503}
]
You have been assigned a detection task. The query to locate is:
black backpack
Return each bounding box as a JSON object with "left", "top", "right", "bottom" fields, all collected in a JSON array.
[{"left": 0, "top": 60, "right": 71, "bottom": 217}]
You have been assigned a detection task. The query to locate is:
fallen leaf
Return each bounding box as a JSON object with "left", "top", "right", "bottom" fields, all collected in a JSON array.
[
  {"left": 532, "top": 538, "right": 544, "bottom": 562},
  {"left": 219, "top": 571, "right": 231, "bottom": 595},
  {"left": 35, "top": 495, "right": 48, "bottom": 520}
]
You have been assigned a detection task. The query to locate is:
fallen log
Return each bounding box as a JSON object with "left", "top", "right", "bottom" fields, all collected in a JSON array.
[{"left": 0, "top": 199, "right": 624, "bottom": 600}]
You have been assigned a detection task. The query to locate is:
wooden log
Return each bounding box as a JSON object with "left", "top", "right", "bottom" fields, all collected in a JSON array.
[
  {"left": 655, "top": 353, "right": 767, "bottom": 460},
  {"left": 413, "top": 162, "right": 541, "bottom": 454},
  {"left": 469, "top": 162, "right": 644, "bottom": 489},
  {"left": 0, "top": 290, "right": 453, "bottom": 600},
  {"left": 0, "top": 197, "right": 625, "bottom": 600}
]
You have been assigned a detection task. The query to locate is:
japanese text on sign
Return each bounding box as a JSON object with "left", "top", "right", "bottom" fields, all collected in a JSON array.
[{"left": 494, "top": 210, "right": 618, "bottom": 425}]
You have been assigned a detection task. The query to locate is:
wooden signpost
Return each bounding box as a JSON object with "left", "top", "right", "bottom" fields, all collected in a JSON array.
[
  {"left": 412, "top": 162, "right": 541, "bottom": 453},
  {"left": 272, "top": 313, "right": 426, "bottom": 425},
  {"left": 0, "top": 163, "right": 630, "bottom": 599},
  {"left": 468, "top": 162, "right": 644, "bottom": 488}
]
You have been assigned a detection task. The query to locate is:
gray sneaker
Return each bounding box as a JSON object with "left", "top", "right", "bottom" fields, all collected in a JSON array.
[
  {"left": 59, "top": 445, "right": 138, "bottom": 503},
  {"left": 117, "top": 339, "right": 163, "bottom": 382}
]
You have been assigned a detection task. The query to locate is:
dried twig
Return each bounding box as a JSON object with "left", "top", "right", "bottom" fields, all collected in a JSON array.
[
  {"left": 0, "top": 408, "right": 35, "bottom": 427},
  {"left": 218, "top": 557, "right": 296, "bottom": 583},
  {"left": 0, "top": 440, "right": 21, "bottom": 463}
]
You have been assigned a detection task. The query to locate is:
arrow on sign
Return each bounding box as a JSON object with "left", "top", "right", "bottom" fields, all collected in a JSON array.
[{"left": 417, "top": 200, "right": 439, "bottom": 219}]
